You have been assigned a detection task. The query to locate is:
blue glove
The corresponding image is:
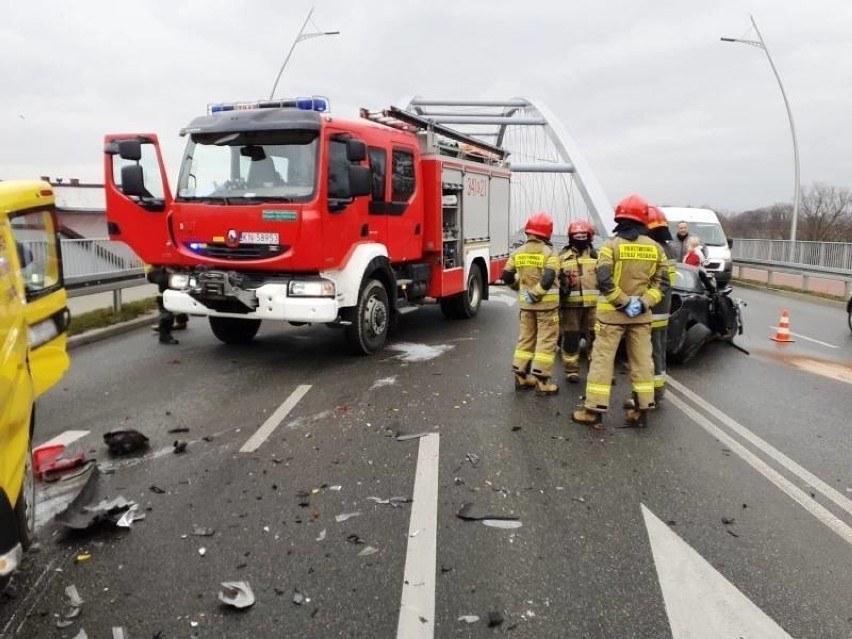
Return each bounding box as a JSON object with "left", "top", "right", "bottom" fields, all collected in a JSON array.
[
  {"left": 523, "top": 291, "right": 536, "bottom": 304},
  {"left": 624, "top": 296, "right": 644, "bottom": 318}
]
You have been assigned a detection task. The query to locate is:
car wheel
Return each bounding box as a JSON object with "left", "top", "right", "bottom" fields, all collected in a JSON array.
[
  {"left": 14, "top": 444, "right": 36, "bottom": 550},
  {"left": 669, "top": 323, "right": 712, "bottom": 365}
]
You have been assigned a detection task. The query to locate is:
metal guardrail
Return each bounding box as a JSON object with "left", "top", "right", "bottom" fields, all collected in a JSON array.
[{"left": 732, "top": 239, "right": 852, "bottom": 275}]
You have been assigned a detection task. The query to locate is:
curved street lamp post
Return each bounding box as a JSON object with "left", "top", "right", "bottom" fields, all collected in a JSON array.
[
  {"left": 269, "top": 7, "right": 339, "bottom": 100},
  {"left": 721, "top": 14, "right": 800, "bottom": 244}
]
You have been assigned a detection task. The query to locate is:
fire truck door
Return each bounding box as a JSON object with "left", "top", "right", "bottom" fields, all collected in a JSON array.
[
  {"left": 103, "top": 135, "right": 174, "bottom": 264},
  {"left": 382, "top": 148, "right": 421, "bottom": 261}
]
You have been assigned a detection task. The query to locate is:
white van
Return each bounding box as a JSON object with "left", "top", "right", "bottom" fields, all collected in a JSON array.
[{"left": 661, "top": 206, "right": 733, "bottom": 286}]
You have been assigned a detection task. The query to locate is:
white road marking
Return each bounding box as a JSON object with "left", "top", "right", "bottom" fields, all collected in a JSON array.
[
  {"left": 667, "top": 391, "right": 852, "bottom": 546},
  {"left": 769, "top": 326, "right": 838, "bottom": 349},
  {"left": 668, "top": 377, "right": 852, "bottom": 520},
  {"left": 642, "top": 504, "right": 794, "bottom": 638},
  {"left": 34, "top": 430, "right": 90, "bottom": 449},
  {"left": 396, "top": 433, "right": 439, "bottom": 639},
  {"left": 239, "top": 385, "right": 311, "bottom": 453}
]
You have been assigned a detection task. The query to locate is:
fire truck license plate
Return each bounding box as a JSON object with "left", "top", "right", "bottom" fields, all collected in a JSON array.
[{"left": 239, "top": 232, "right": 279, "bottom": 245}]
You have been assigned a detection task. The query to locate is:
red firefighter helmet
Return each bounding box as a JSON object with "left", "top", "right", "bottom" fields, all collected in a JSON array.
[
  {"left": 524, "top": 212, "right": 554, "bottom": 240},
  {"left": 647, "top": 205, "right": 668, "bottom": 230},
  {"left": 567, "top": 219, "right": 595, "bottom": 241},
  {"left": 614, "top": 194, "right": 650, "bottom": 225}
]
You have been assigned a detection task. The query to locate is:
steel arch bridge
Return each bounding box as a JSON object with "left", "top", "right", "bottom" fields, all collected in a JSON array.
[{"left": 401, "top": 97, "right": 614, "bottom": 243}]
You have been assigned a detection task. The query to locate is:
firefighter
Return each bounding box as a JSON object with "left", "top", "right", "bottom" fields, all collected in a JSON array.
[
  {"left": 571, "top": 195, "right": 668, "bottom": 428},
  {"left": 558, "top": 220, "right": 598, "bottom": 383},
  {"left": 502, "top": 212, "right": 561, "bottom": 395},
  {"left": 144, "top": 264, "right": 186, "bottom": 345},
  {"left": 637, "top": 206, "right": 677, "bottom": 403}
]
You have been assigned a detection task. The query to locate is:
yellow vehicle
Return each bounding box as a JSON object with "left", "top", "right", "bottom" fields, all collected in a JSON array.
[{"left": 0, "top": 180, "right": 70, "bottom": 588}]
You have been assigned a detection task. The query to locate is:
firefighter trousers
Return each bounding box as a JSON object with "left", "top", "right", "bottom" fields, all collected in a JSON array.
[
  {"left": 513, "top": 308, "right": 559, "bottom": 379},
  {"left": 584, "top": 322, "right": 654, "bottom": 411},
  {"left": 560, "top": 306, "right": 596, "bottom": 374},
  {"left": 651, "top": 324, "right": 668, "bottom": 401}
]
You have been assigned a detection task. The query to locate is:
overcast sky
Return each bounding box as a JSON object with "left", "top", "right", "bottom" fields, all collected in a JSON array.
[{"left": 2, "top": 0, "right": 850, "bottom": 214}]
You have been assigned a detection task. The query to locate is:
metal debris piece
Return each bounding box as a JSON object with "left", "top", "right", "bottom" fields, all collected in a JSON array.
[
  {"left": 458, "top": 615, "right": 480, "bottom": 623},
  {"left": 329, "top": 485, "right": 342, "bottom": 491},
  {"left": 167, "top": 427, "right": 190, "bottom": 433},
  {"left": 292, "top": 590, "right": 309, "bottom": 605},
  {"left": 198, "top": 547, "right": 207, "bottom": 557},
  {"left": 75, "top": 553, "right": 92, "bottom": 563},
  {"left": 395, "top": 432, "right": 430, "bottom": 441},
  {"left": 56, "top": 618, "right": 77, "bottom": 629},
  {"left": 192, "top": 526, "right": 215, "bottom": 537},
  {"left": 315, "top": 529, "right": 326, "bottom": 542},
  {"left": 367, "top": 496, "right": 412, "bottom": 508},
  {"left": 103, "top": 429, "right": 150, "bottom": 455},
  {"left": 55, "top": 467, "right": 138, "bottom": 531},
  {"left": 456, "top": 503, "right": 519, "bottom": 521},
  {"left": 335, "top": 512, "right": 361, "bottom": 523},
  {"left": 149, "top": 485, "right": 166, "bottom": 494},
  {"left": 65, "top": 585, "right": 84, "bottom": 607},
  {"left": 465, "top": 453, "right": 480, "bottom": 467},
  {"left": 173, "top": 440, "right": 188, "bottom": 454},
  {"left": 218, "top": 581, "right": 256, "bottom": 609},
  {"left": 487, "top": 611, "right": 504, "bottom": 627},
  {"left": 482, "top": 519, "right": 523, "bottom": 529},
  {"left": 116, "top": 504, "right": 140, "bottom": 529},
  {"left": 358, "top": 546, "right": 378, "bottom": 557},
  {"left": 570, "top": 496, "right": 586, "bottom": 504},
  {"left": 346, "top": 534, "right": 365, "bottom": 545},
  {"left": 721, "top": 516, "right": 735, "bottom": 525}
]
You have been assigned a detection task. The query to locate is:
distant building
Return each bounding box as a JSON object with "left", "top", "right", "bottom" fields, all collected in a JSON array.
[{"left": 42, "top": 177, "right": 108, "bottom": 239}]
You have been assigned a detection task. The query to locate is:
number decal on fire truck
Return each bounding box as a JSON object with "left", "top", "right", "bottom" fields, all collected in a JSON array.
[{"left": 465, "top": 175, "right": 488, "bottom": 198}]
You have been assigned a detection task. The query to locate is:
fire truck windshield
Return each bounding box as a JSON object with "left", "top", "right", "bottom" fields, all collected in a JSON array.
[{"left": 176, "top": 130, "right": 319, "bottom": 204}]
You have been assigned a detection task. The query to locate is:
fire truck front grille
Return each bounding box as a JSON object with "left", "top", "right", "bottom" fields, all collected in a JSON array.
[{"left": 187, "top": 243, "right": 290, "bottom": 260}]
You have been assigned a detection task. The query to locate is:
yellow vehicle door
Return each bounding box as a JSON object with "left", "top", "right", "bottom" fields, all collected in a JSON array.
[
  {"left": 0, "top": 181, "right": 70, "bottom": 398},
  {"left": 0, "top": 214, "right": 34, "bottom": 521}
]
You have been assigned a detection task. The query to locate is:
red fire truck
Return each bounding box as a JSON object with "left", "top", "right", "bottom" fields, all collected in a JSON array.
[{"left": 103, "top": 99, "right": 512, "bottom": 354}]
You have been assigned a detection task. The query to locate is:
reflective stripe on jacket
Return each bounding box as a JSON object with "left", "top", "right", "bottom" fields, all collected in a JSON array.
[
  {"left": 559, "top": 246, "right": 599, "bottom": 308},
  {"left": 595, "top": 235, "right": 668, "bottom": 325},
  {"left": 503, "top": 237, "right": 560, "bottom": 310}
]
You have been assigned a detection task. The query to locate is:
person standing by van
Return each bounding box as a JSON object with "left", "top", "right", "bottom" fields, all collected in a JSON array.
[{"left": 674, "top": 221, "right": 707, "bottom": 263}]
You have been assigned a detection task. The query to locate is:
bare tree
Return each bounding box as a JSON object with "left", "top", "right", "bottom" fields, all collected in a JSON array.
[{"left": 798, "top": 183, "right": 852, "bottom": 241}]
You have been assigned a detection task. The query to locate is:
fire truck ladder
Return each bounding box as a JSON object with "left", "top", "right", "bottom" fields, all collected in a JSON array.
[
  {"left": 399, "top": 97, "right": 615, "bottom": 238},
  {"left": 360, "top": 105, "right": 509, "bottom": 162}
]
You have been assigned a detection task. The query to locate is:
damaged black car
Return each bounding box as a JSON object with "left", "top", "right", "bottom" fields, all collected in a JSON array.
[{"left": 667, "top": 264, "right": 745, "bottom": 364}]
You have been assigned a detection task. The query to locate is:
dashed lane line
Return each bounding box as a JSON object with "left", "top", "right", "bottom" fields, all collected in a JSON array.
[
  {"left": 239, "top": 385, "right": 312, "bottom": 453},
  {"left": 396, "top": 433, "right": 440, "bottom": 639}
]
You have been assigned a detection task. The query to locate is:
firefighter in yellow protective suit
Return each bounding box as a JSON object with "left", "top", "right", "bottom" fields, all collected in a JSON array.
[
  {"left": 571, "top": 195, "right": 668, "bottom": 428},
  {"left": 502, "top": 212, "right": 561, "bottom": 395},
  {"left": 645, "top": 206, "right": 678, "bottom": 402},
  {"left": 558, "top": 220, "right": 598, "bottom": 383}
]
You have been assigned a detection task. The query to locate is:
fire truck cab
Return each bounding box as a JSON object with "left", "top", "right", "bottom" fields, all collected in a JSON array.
[{"left": 104, "top": 99, "right": 512, "bottom": 353}]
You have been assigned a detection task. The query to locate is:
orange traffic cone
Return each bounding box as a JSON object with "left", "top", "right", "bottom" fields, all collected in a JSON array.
[{"left": 770, "top": 310, "right": 795, "bottom": 343}]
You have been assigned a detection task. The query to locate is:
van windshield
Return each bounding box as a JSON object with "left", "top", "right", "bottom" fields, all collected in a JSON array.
[{"left": 668, "top": 222, "right": 727, "bottom": 246}]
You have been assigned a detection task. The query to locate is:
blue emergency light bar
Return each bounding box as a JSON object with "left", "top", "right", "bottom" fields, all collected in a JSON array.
[{"left": 209, "top": 96, "right": 329, "bottom": 114}]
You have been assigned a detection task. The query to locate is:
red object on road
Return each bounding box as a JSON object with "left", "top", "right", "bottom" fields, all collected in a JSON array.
[
  {"left": 33, "top": 443, "right": 88, "bottom": 481},
  {"left": 770, "top": 310, "right": 795, "bottom": 343}
]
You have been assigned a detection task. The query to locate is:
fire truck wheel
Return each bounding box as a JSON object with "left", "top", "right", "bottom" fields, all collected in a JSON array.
[
  {"left": 440, "top": 264, "right": 484, "bottom": 319},
  {"left": 344, "top": 279, "right": 389, "bottom": 355},
  {"left": 209, "top": 317, "right": 262, "bottom": 345}
]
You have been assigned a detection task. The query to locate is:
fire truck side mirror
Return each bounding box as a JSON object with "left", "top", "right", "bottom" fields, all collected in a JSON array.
[
  {"left": 348, "top": 165, "right": 372, "bottom": 197},
  {"left": 117, "top": 140, "right": 142, "bottom": 162},
  {"left": 346, "top": 139, "right": 367, "bottom": 163}
]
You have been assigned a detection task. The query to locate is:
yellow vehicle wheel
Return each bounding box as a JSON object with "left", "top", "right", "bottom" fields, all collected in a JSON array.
[{"left": 14, "top": 443, "right": 35, "bottom": 550}]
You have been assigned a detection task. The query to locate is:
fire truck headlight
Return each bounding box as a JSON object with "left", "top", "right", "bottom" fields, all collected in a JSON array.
[
  {"left": 169, "top": 273, "right": 191, "bottom": 289},
  {"left": 288, "top": 279, "right": 335, "bottom": 298}
]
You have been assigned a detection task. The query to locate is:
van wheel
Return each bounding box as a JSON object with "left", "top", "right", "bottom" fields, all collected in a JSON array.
[
  {"left": 209, "top": 317, "right": 262, "bottom": 344},
  {"left": 14, "top": 444, "right": 36, "bottom": 550},
  {"left": 344, "top": 279, "right": 389, "bottom": 355},
  {"left": 441, "top": 265, "right": 484, "bottom": 319}
]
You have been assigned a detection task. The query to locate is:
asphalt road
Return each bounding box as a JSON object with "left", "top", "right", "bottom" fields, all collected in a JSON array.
[{"left": 2, "top": 284, "right": 852, "bottom": 638}]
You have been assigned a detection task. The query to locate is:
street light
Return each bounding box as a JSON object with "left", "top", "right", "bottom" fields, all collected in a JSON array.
[
  {"left": 721, "top": 14, "right": 800, "bottom": 242},
  {"left": 269, "top": 7, "right": 340, "bottom": 100}
]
